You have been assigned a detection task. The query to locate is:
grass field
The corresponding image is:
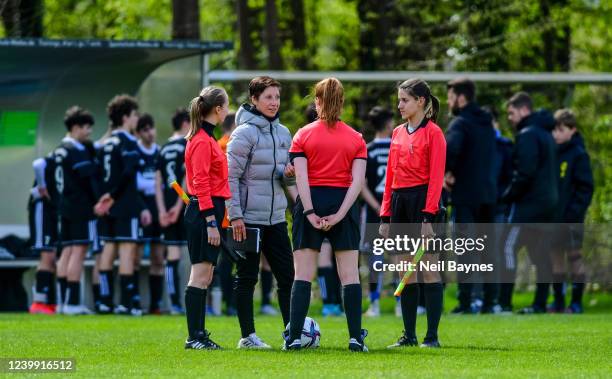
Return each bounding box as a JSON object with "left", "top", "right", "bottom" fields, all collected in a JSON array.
[{"left": 2, "top": 290, "right": 611, "bottom": 378}]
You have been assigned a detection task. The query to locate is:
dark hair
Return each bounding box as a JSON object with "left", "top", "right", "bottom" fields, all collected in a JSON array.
[
  {"left": 172, "top": 108, "right": 190, "bottom": 131},
  {"left": 305, "top": 102, "right": 318, "bottom": 123},
  {"left": 186, "top": 86, "right": 228, "bottom": 140},
  {"left": 447, "top": 77, "right": 476, "bottom": 103},
  {"left": 107, "top": 94, "right": 139, "bottom": 128},
  {"left": 398, "top": 78, "right": 440, "bottom": 122},
  {"left": 249, "top": 76, "right": 281, "bottom": 100},
  {"left": 367, "top": 106, "right": 394, "bottom": 132},
  {"left": 222, "top": 112, "right": 236, "bottom": 132},
  {"left": 137, "top": 113, "right": 154, "bottom": 132},
  {"left": 64, "top": 106, "right": 94, "bottom": 131},
  {"left": 481, "top": 105, "right": 499, "bottom": 121},
  {"left": 315, "top": 77, "right": 344, "bottom": 124},
  {"left": 507, "top": 91, "right": 533, "bottom": 111},
  {"left": 554, "top": 108, "right": 577, "bottom": 129}
]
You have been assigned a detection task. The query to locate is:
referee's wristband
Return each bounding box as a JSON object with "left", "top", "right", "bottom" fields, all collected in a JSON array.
[{"left": 303, "top": 209, "right": 315, "bottom": 216}]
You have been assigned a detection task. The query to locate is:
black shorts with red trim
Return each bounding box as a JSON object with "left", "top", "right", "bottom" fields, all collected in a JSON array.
[{"left": 292, "top": 186, "right": 360, "bottom": 252}]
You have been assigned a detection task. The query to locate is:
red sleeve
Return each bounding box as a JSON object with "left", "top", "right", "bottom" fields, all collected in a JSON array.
[
  {"left": 289, "top": 128, "right": 305, "bottom": 154},
  {"left": 380, "top": 129, "right": 398, "bottom": 222},
  {"left": 355, "top": 136, "right": 367, "bottom": 159},
  {"left": 191, "top": 138, "right": 214, "bottom": 213},
  {"left": 422, "top": 127, "right": 446, "bottom": 219}
]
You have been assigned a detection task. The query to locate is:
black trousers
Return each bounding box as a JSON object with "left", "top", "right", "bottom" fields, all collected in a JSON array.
[
  {"left": 452, "top": 203, "right": 497, "bottom": 309},
  {"left": 234, "top": 222, "right": 294, "bottom": 338}
]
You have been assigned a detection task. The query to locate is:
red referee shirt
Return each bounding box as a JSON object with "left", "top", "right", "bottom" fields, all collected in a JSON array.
[
  {"left": 185, "top": 122, "right": 231, "bottom": 215},
  {"left": 289, "top": 120, "right": 367, "bottom": 187},
  {"left": 380, "top": 118, "right": 446, "bottom": 222}
]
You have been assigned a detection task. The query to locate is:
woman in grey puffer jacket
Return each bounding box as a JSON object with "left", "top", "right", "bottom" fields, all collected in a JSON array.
[{"left": 226, "top": 76, "right": 296, "bottom": 349}]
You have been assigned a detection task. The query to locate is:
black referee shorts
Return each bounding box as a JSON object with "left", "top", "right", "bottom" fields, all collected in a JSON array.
[
  {"left": 292, "top": 186, "right": 360, "bottom": 252},
  {"left": 185, "top": 196, "right": 225, "bottom": 265},
  {"left": 28, "top": 200, "right": 59, "bottom": 252}
]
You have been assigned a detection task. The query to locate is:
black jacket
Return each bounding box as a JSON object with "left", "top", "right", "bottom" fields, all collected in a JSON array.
[
  {"left": 556, "top": 133, "right": 594, "bottom": 222},
  {"left": 494, "top": 131, "right": 513, "bottom": 214},
  {"left": 502, "top": 110, "right": 559, "bottom": 220},
  {"left": 446, "top": 102, "right": 497, "bottom": 205}
]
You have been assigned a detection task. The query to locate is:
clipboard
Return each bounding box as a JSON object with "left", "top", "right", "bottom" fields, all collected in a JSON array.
[{"left": 226, "top": 227, "right": 261, "bottom": 254}]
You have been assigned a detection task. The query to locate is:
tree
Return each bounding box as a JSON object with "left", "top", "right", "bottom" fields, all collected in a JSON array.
[
  {"left": 264, "top": 0, "right": 283, "bottom": 69},
  {"left": 172, "top": 0, "right": 199, "bottom": 40},
  {"left": 1, "top": 0, "right": 43, "bottom": 37}
]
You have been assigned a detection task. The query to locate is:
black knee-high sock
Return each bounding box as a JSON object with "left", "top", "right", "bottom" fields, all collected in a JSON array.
[
  {"left": 67, "top": 281, "right": 80, "bottom": 306},
  {"left": 400, "top": 283, "right": 419, "bottom": 338},
  {"left": 289, "top": 280, "right": 311, "bottom": 341},
  {"left": 533, "top": 283, "right": 549, "bottom": 309},
  {"left": 131, "top": 271, "right": 141, "bottom": 309},
  {"left": 119, "top": 275, "right": 133, "bottom": 308},
  {"left": 149, "top": 274, "right": 164, "bottom": 312},
  {"left": 185, "top": 286, "right": 207, "bottom": 339},
  {"left": 99, "top": 270, "right": 114, "bottom": 306},
  {"left": 92, "top": 284, "right": 101, "bottom": 306},
  {"left": 571, "top": 274, "right": 585, "bottom": 306},
  {"left": 57, "top": 277, "right": 67, "bottom": 305},
  {"left": 166, "top": 260, "right": 181, "bottom": 307},
  {"left": 261, "top": 270, "right": 273, "bottom": 306},
  {"left": 552, "top": 273, "right": 566, "bottom": 310},
  {"left": 47, "top": 274, "right": 57, "bottom": 305},
  {"left": 424, "top": 282, "right": 443, "bottom": 342},
  {"left": 34, "top": 270, "right": 53, "bottom": 304},
  {"left": 498, "top": 283, "right": 514, "bottom": 308},
  {"left": 343, "top": 284, "right": 362, "bottom": 340}
]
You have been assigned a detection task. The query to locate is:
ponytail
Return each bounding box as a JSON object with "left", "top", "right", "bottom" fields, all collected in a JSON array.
[
  {"left": 398, "top": 78, "right": 439, "bottom": 122},
  {"left": 314, "top": 77, "right": 344, "bottom": 126},
  {"left": 186, "top": 86, "right": 227, "bottom": 140}
]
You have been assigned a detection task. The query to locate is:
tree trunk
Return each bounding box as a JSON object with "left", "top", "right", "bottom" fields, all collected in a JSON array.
[
  {"left": 172, "top": 0, "right": 200, "bottom": 40},
  {"left": 236, "top": 0, "right": 257, "bottom": 69},
  {"left": 289, "top": 0, "right": 307, "bottom": 69},
  {"left": 265, "top": 0, "right": 283, "bottom": 69},
  {"left": 18, "top": 0, "right": 43, "bottom": 37},
  {"left": 1, "top": 0, "right": 21, "bottom": 37}
]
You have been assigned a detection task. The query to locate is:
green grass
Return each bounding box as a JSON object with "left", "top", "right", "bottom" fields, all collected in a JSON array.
[{"left": 2, "top": 290, "right": 611, "bottom": 378}]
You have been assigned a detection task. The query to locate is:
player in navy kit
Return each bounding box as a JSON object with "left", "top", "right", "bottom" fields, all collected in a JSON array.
[
  {"left": 361, "top": 106, "right": 394, "bottom": 318},
  {"left": 53, "top": 107, "right": 100, "bottom": 315},
  {"left": 135, "top": 114, "right": 164, "bottom": 314},
  {"left": 28, "top": 152, "right": 61, "bottom": 314},
  {"left": 155, "top": 108, "right": 190, "bottom": 314},
  {"left": 94, "top": 95, "right": 152, "bottom": 316}
]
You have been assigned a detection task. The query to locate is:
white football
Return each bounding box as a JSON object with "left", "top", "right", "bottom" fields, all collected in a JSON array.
[{"left": 284, "top": 316, "right": 321, "bottom": 348}]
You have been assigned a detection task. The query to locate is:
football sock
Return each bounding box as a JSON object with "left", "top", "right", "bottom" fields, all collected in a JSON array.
[
  {"left": 166, "top": 260, "right": 181, "bottom": 307},
  {"left": 57, "top": 277, "right": 67, "bottom": 305},
  {"left": 369, "top": 282, "right": 380, "bottom": 302},
  {"left": 99, "top": 270, "right": 114, "bottom": 307},
  {"left": 343, "top": 284, "right": 362, "bottom": 340},
  {"left": 552, "top": 273, "right": 566, "bottom": 310},
  {"left": 34, "top": 270, "right": 53, "bottom": 304},
  {"left": 149, "top": 274, "right": 164, "bottom": 312},
  {"left": 533, "top": 283, "right": 549, "bottom": 309},
  {"left": 185, "top": 286, "right": 207, "bottom": 339},
  {"left": 131, "top": 271, "right": 141, "bottom": 309},
  {"left": 400, "top": 283, "right": 419, "bottom": 338},
  {"left": 571, "top": 274, "right": 586, "bottom": 306},
  {"left": 119, "top": 275, "right": 133, "bottom": 308},
  {"left": 424, "top": 282, "right": 443, "bottom": 342},
  {"left": 66, "top": 281, "right": 80, "bottom": 306},
  {"left": 289, "top": 280, "right": 311, "bottom": 341}
]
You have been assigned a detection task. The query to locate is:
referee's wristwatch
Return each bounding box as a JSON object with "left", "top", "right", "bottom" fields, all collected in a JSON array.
[{"left": 206, "top": 220, "right": 218, "bottom": 228}]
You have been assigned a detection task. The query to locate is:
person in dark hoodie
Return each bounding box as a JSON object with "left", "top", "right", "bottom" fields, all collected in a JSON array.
[
  {"left": 444, "top": 77, "right": 498, "bottom": 314},
  {"left": 499, "top": 92, "right": 559, "bottom": 314},
  {"left": 550, "top": 109, "right": 594, "bottom": 313}
]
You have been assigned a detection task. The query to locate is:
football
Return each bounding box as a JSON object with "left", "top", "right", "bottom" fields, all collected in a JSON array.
[{"left": 284, "top": 316, "right": 321, "bottom": 348}]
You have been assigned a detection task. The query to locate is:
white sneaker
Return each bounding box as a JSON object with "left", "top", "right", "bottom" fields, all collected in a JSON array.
[
  {"left": 62, "top": 304, "right": 94, "bottom": 315},
  {"left": 365, "top": 300, "right": 380, "bottom": 317},
  {"left": 260, "top": 304, "right": 278, "bottom": 316},
  {"left": 417, "top": 305, "right": 426, "bottom": 315},
  {"left": 237, "top": 333, "right": 272, "bottom": 349},
  {"left": 395, "top": 301, "right": 402, "bottom": 317}
]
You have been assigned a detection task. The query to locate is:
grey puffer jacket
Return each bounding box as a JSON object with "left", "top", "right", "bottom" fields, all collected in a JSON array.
[{"left": 226, "top": 104, "right": 295, "bottom": 225}]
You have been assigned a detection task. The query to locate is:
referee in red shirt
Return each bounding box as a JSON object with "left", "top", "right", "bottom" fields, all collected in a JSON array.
[
  {"left": 380, "top": 78, "right": 446, "bottom": 348},
  {"left": 183, "top": 86, "right": 231, "bottom": 350},
  {"left": 286, "top": 78, "right": 368, "bottom": 352}
]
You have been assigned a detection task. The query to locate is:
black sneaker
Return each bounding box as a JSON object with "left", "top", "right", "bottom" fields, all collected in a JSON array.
[
  {"left": 517, "top": 306, "right": 545, "bottom": 315},
  {"left": 420, "top": 339, "right": 441, "bottom": 348},
  {"left": 348, "top": 329, "right": 368, "bottom": 352},
  {"left": 451, "top": 305, "right": 475, "bottom": 314},
  {"left": 387, "top": 331, "right": 418, "bottom": 348},
  {"left": 283, "top": 339, "right": 302, "bottom": 351},
  {"left": 185, "top": 330, "right": 222, "bottom": 350}
]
